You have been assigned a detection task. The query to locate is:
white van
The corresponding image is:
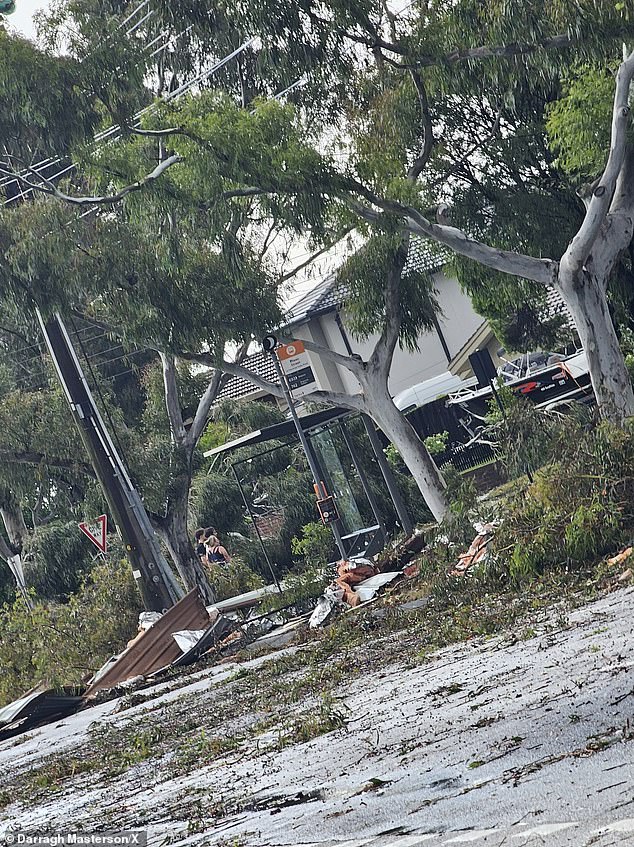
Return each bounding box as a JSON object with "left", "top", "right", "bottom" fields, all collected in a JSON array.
[{"left": 393, "top": 371, "right": 478, "bottom": 414}]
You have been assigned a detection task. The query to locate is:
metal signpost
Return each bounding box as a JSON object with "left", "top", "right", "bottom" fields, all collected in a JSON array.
[{"left": 275, "top": 340, "right": 318, "bottom": 397}]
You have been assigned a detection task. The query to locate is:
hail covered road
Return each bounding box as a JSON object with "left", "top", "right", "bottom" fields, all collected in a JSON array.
[{"left": 2, "top": 587, "right": 634, "bottom": 846}]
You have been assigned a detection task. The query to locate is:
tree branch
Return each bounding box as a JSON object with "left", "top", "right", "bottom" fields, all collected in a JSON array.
[
  {"left": 0, "top": 450, "right": 95, "bottom": 476},
  {"left": 220, "top": 359, "right": 284, "bottom": 398},
  {"left": 180, "top": 351, "right": 286, "bottom": 399},
  {"left": 0, "top": 154, "right": 183, "bottom": 207},
  {"left": 342, "top": 187, "right": 558, "bottom": 286},
  {"left": 278, "top": 334, "right": 365, "bottom": 377},
  {"left": 185, "top": 344, "right": 249, "bottom": 447},
  {"left": 408, "top": 70, "right": 434, "bottom": 181},
  {"left": 0, "top": 533, "right": 13, "bottom": 563},
  {"left": 421, "top": 33, "right": 590, "bottom": 67},
  {"left": 127, "top": 127, "right": 183, "bottom": 137},
  {"left": 561, "top": 50, "right": 634, "bottom": 275},
  {"left": 369, "top": 237, "right": 409, "bottom": 373},
  {"left": 278, "top": 227, "right": 354, "bottom": 283},
  {"left": 590, "top": 146, "right": 634, "bottom": 282},
  {"left": 341, "top": 28, "right": 634, "bottom": 68},
  {"left": 160, "top": 353, "right": 186, "bottom": 442},
  {"left": 301, "top": 388, "right": 368, "bottom": 413},
  {"left": 186, "top": 368, "right": 226, "bottom": 448},
  {"left": 430, "top": 112, "right": 501, "bottom": 188}
]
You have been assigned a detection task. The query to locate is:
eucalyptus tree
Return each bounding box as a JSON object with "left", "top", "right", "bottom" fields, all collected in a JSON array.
[
  {"left": 166, "top": 0, "right": 634, "bottom": 425},
  {"left": 5, "top": 0, "right": 634, "bottom": 529}
]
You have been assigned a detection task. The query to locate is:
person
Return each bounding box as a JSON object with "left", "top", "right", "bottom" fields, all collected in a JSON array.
[
  {"left": 196, "top": 542, "right": 208, "bottom": 567},
  {"left": 204, "top": 533, "right": 230, "bottom": 565}
]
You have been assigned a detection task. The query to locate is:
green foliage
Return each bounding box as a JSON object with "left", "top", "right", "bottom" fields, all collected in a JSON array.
[
  {"left": 206, "top": 555, "right": 264, "bottom": 602},
  {"left": 0, "top": 29, "right": 98, "bottom": 160},
  {"left": 441, "top": 465, "right": 480, "bottom": 546},
  {"left": 338, "top": 233, "right": 439, "bottom": 350},
  {"left": 22, "top": 521, "right": 96, "bottom": 601},
  {"left": 494, "top": 418, "right": 634, "bottom": 581},
  {"left": 189, "top": 472, "right": 245, "bottom": 536},
  {"left": 546, "top": 64, "right": 617, "bottom": 179},
  {"left": 493, "top": 395, "right": 573, "bottom": 480},
  {"left": 0, "top": 556, "right": 141, "bottom": 707},
  {"left": 291, "top": 521, "right": 336, "bottom": 569},
  {"left": 619, "top": 326, "right": 634, "bottom": 385},
  {"left": 424, "top": 431, "right": 449, "bottom": 456}
]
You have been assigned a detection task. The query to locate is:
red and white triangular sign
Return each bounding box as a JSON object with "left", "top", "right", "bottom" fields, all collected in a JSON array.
[{"left": 78, "top": 514, "right": 108, "bottom": 553}]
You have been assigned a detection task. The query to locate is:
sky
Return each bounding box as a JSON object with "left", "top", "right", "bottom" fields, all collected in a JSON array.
[{"left": 6, "top": 0, "right": 43, "bottom": 40}]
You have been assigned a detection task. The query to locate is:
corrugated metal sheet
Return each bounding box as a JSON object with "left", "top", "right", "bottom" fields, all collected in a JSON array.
[
  {"left": 0, "top": 684, "right": 84, "bottom": 741},
  {"left": 85, "top": 588, "right": 210, "bottom": 695}
]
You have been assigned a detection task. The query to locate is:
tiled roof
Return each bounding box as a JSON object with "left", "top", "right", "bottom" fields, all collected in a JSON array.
[
  {"left": 216, "top": 350, "right": 279, "bottom": 402},
  {"left": 545, "top": 286, "right": 575, "bottom": 330},
  {"left": 215, "top": 238, "right": 452, "bottom": 404},
  {"left": 283, "top": 237, "right": 450, "bottom": 327},
  {"left": 283, "top": 272, "right": 341, "bottom": 327},
  {"left": 404, "top": 238, "right": 452, "bottom": 275}
]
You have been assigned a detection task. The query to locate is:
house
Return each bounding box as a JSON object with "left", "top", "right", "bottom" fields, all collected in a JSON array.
[{"left": 217, "top": 239, "right": 487, "bottom": 405}]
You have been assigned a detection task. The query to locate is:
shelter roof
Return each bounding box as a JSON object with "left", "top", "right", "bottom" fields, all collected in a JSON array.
[{"left": 203, "top": 406, "right": 351, "bottom": 458}]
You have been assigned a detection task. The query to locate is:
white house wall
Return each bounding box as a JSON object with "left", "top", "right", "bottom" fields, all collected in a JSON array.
[{"left": 290, "top": 270, "right": 484, "bottom": 398}]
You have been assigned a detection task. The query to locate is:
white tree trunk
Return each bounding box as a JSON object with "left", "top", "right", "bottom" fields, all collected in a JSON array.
[
  {"left": 558, "top": 274, "right": 634, "bottom": 424},
  {"left": 367, "top": 383, "right": 448, "bottom": 522}
]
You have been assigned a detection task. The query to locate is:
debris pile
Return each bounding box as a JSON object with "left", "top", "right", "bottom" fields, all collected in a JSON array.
[
  {"left": 309, "top": 558, "right": 404, "bottom": 628},
  {"left": 452, "top": 522, "right": 497, "bottom": 576},
  {"left": 0, "top": 589, "right": 242, "bottom": 740}
]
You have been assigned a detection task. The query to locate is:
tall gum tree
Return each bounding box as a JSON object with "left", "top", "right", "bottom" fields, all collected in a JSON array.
[{"left": 5, "top": 1, "right": 634, "bottom": 525}]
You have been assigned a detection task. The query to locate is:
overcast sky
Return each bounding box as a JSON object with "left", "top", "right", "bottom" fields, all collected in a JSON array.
[{"left": 6, "top": 0, "right": 43, "bottom": 40}]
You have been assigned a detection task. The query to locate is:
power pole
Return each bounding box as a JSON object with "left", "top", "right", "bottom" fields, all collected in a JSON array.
[{"left": 38, "top": 312, "right": 183, "bottom": 611}]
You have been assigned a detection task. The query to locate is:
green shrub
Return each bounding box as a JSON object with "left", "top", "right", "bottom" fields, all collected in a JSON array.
[
  {"left": 0, "top": 557, "right": 142, "bottom": 707},
  {"left": 493, "top": 418, "right": 634, "bottom": 582},
  {"left": 291, "top": 521, "right": 337, "bottom": 569},
  {"left": 207, "top": 555, "right": 264, "bottom": 602},
  {"left": 424, "top": 431, "right": 449, "bottom": 456},
  {"left": 22, "top": 520, "right": 95, "bottom": 601}
]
